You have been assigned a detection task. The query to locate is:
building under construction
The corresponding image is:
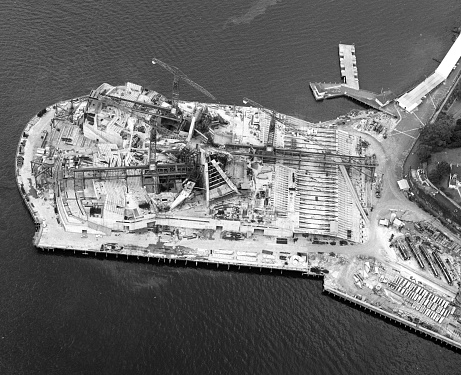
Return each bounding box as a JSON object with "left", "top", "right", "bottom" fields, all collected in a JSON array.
[{"left": 26, "top": 59, "right": 377, "bottom": 244}]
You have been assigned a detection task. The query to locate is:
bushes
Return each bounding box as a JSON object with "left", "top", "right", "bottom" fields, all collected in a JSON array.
[
  {"left": 420, "top": 113, "right": 454, "bottom": 150},
  {"left": 449, "top": 120, "right": 461, "bottom": 148},
  {"left": 444, "top": 77, "right": 461, "bottom": 110},
  {"left": 417, "top": 144, "right": 432, "bottom": 163},
  {"left": 417, "top": 113, "right": 457, "bottom": 162},
  {"left": 428, "top": 161, "right": 451, "bottom": 184}
]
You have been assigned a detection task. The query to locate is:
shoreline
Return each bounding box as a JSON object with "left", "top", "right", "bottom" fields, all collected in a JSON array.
[
  {"left": 31, "top": 232, "right": 461, "bottom": 352},
  {"left": 15, "top": 35, "right": 461, "bottom": 351}
]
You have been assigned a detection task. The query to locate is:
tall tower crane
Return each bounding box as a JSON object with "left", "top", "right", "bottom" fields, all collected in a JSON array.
[{"left": 152, "top": 58, "right": 217, "bottom": 108}]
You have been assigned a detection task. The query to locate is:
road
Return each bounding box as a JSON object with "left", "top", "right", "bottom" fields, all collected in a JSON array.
[{"left": 330, "top": 59, "right": 461, "bottom": 295}]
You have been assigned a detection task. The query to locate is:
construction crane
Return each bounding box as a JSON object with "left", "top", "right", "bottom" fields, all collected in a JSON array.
[
  {"left": 90, "top": 92, "right": 178, "bottom": 123},
  {"left": 88, "top": 91, "right": 181, "bottom": 169},
  {"left": 242, "top": 98, "right": 326, "bottom": 150},
  {"left": 242, "top": 97, "right": 279, "bottom": 148},
  {"left": 152, "top": 58, "right": 217, "bottom": 108}
]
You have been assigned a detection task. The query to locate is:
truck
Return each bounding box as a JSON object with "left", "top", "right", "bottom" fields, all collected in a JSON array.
[{"left": 375, "top": 173, "right": 383, "bottom": 198}]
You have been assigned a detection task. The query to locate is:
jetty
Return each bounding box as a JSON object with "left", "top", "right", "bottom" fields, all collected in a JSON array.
[
  {"left": 309, "top": 44, "right": 398, "bottom": 117},
  {"left": 339, "top": 44, "right": 359, "bottom": 89},
  {"left": 323, "top": 285, "right": 461, "bottom": 350},
  {"left": 16, "top": 49, "right": 461, "bottom": 352},
  {"left": 310, "top": 82, "right": 398, "bottom": 117},
  {"left": 312, "top": 34, "right": 461, "bottom": 117}
]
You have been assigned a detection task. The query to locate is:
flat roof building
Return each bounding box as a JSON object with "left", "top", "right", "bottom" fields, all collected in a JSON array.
[
  {"left": 397, "top": 179, "right": 410, "bottom": 191},
  {"left": 397, "top": 35, "right": 461, "bottom": 112}
]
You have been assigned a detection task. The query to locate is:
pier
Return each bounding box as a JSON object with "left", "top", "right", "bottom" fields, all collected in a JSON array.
[
  {"left": 323, "top": 285, "right": 461, "bottom": 351},
  {"left": 339, "top": 44, "right": 359, "bottom": 89},
  {"left": 312, "top": 35, "right": 461, "bottom": 115},
  {"left": 309, "top": 82, "right": 398, "bottom": 117},
  {"left": 309, "top": 44, "right": 398, "bottom": 117},
  {"left": 35, "top": 238, "right": 461, "bottom": 351},
  {"left": 15, "top": 72, "right": 461, "bottom": 353},
  {"left": 37, "top": 242, "right": 321, "bottom": 276}
]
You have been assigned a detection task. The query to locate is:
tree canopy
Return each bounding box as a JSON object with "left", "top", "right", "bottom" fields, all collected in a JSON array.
[
  {"left": 416, "top": 112, "right": 461, "bottom": 162},
  {"left": 428, "top": 161, "right": 451, "bottom": 185},
  {"left": 419, "top": 113, "right": 454, "bottom": 151},
  {"left": 417, "top": 144, "right": 432, "bottom": 163}
]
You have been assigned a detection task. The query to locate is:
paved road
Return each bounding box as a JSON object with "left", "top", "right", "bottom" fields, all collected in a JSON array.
[{"left": 331, "top": 62, "right": 461, "bottom": 294}]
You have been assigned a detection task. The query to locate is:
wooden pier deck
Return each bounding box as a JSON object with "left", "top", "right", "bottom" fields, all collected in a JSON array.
[
  {"left": 309, "top": 82, "right": 398, "bottom": 117},
  {"left": 339, "top": 44, "right": 359, "bottom": 89},
  {"left": 309, "top": 43, "right": 399, "bottom": 117}
]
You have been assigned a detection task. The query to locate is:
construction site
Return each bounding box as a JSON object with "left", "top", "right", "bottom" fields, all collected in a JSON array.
[
  {"left": 16, "top": 51, "right": 461, "bottom": 351},
  {"left": 19, "top": 58, "right": 377, "bottom": 245}
]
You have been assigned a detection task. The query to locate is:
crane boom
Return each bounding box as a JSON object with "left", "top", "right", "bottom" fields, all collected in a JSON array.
[
  {"left": 152, "top": 58, "right": 217, "bottom": 105},
  {"left": 88, "top": 92, "right": 181, "bottom": 170},
  {"left": 242, "top": 97, "right": 283, "bottom": 117},
  {"left": 91, "top": 94, "right": 179, "bottom": 122},
  {"left": 243, "top": 97, "right": 324, "bottom": 148}
]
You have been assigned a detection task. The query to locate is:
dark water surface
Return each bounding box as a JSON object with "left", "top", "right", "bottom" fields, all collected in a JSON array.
[{"left": 2, "top": 1, "right": 461, "bottom": 373}]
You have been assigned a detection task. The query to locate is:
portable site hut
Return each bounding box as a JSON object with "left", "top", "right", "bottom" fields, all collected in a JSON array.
[
  {"left": 379, "top": 218, "right": 389, "bottom": 227},
  {"left": 397, "top": 179, "right": 410, "bottom": 192},
  {"left": 393, "top": 218, "right": 405, "bottom": 229}
]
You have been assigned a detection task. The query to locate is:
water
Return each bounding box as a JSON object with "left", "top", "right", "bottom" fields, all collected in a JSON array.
[{"left": 1, "top": 0, "right": 461, "bottom": 373}]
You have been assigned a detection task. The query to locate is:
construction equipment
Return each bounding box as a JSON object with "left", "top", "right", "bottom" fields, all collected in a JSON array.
[
  {"left": 88, "top": 91, "right": 181, "bottom": 169},
  {"left": 242, "top": 97, "right": 279, "bottom": 148},
  {"left": 91, "top": 93, "right": 176, "bottom": 123},
  {"left": 242, "top": 97, "right": 325, "bottom": 149},
  {"left": 375, "top": 173, "right": 383, "bottom": 198},
  {"left": 152, "top": 58, "right": 217, "bottom": 108}
]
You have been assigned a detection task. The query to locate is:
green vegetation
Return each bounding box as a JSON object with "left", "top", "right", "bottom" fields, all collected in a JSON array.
[
  {"left": 427, "top": 148, "right": 461, "bottom": 204},
  {"left": 428, "top": 161, "right": 450, "bottom": 184},
  {"left": 443, "top": 74, "right": 461, "bottom": 110},
  {"left": 417, "top": 112, "right": 461, "bottom": 162}
]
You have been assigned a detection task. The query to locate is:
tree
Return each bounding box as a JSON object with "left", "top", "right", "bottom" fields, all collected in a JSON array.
[
  {"left": 428, "top": 161, "right": 451, "bottom": 185},
  {"left": 453, "top": 82, "right": 461, "bottom": 101},
  {"left": 438, "top": 161, "right": 451, "bottom": 176},
  {"left": 449, "top": 130, "right": 461, "bottom": 148},
  {"left": 417, "top": 144, "right": 432, "bottom": 162},
  {"left": 428, "top": 168, "right": 442, "bottom": 184},
  {"left": 419, "top": 113, "right": 454, "bottom": 151}
]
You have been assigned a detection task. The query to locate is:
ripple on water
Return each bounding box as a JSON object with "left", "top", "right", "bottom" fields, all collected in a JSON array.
[{"left": 2, "top": 0, "right": 461, "bottom": 373}]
